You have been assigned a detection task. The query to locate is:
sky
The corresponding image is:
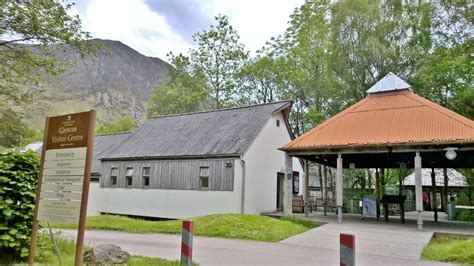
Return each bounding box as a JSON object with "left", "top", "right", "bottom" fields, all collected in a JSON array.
[{"left": 71, "top": 0, "right": 304, "bottom": 60}]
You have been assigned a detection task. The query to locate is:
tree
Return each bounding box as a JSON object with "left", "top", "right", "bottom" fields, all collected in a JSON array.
[
  {"left": 0, "top": 109, "right": 27, "bottom": 148},
  {"left": 95, "top": 115, "right": 137, "bottom": 134},
  {"left": 148, "top": 53, "right": 208, "bottom": 117},
  {"left": 237, "top": 55, "right": 281, "bottom": 104},
  {"left": 245, "top": 0, "right": 472, "bottom": 136},
  {"left": 190, "top": 14, "right": 249, "bottom": 108},
  {"left": 0, "top": 0, "right": 95, "bottom": 105}
]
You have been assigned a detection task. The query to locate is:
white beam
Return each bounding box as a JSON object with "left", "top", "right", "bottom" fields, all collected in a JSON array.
[
  {"left": 284, "top": 153, "right": 293, "bottom": 215},
  {"left": 414, "top": 151, "right": 423, "bottom": 229},
  {"left": 336, "top": 154, "right": 343, "bottom": 223}
]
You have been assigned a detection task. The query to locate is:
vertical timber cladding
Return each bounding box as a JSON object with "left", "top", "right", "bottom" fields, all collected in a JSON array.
[
  {"left": 101, "top": 159, "right": 236, "bottom": 191},
  {"left": 36, "top": 111, "right": 95, "bottom": 224}
]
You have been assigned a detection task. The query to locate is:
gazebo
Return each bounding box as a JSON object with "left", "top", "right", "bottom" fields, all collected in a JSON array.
[{"left": 281, "top": 73, "right": 474, "bottom": 229}]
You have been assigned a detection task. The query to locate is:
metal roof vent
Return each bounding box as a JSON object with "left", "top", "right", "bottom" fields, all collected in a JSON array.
[{"left": 367, "top": 72, "right": 411, "bottom": 94}]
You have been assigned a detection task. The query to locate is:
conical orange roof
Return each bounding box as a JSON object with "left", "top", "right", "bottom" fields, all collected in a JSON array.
[{"left": 283, "top": 90, "right": 474, "bottom": 150}]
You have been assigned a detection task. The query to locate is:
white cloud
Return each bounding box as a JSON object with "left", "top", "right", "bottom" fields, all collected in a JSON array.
[
  {"left": 77, "top": 0, "right": 192, "bottom": 60},
  {"left": 211, "top": 0, "right": 303, "bottom": 54},
  {"left": 74, "top": 0, "right": 303, "bottom": 59}
]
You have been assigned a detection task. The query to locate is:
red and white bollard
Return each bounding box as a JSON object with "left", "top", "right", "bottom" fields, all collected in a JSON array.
[
  {"left": 340, "top": 233, "right": 355, "bottom": 266},
  {"left": 180, "top": 220, "right": 194, "bottom": 266}
]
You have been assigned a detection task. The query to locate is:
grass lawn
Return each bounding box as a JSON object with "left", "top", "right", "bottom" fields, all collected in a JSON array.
[
  {"left": 53, "top": 213, "right": 315, "bottom": 242},
  {"left": 0, "top": 235, "right": 185, "bottom": 265},
  {"left": 421, "top": 235, "right": 474, "bottom": 264}
]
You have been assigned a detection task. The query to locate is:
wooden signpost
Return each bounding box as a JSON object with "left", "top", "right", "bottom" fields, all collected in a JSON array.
[{"left": 28, "top": 110, "right": 96, "bottom": 266}]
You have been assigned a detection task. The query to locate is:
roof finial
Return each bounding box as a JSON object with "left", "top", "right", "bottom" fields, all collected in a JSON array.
[{"left": 367, "top": 72, "right": 411, "bottom": 94}]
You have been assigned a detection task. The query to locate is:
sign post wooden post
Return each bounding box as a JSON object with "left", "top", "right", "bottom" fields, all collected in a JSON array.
[{"left": 28, "top": 110, "right": 96, "bottom": 266}]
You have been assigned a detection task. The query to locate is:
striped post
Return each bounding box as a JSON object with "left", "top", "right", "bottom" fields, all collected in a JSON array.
[
  {"left": 340, "top": 233, "right": 355, "bottom": 266},
  {"left": 180, "top": 220, "right": 194, "bottom": 266}
]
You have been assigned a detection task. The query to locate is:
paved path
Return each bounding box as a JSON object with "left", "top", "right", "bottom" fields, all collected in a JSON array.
[{"left": 58, "top": 224, "right": 453, "bottom": 266}]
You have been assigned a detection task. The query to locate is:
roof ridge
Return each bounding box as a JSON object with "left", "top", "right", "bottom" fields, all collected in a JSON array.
[
  {"left": 96, "top": 131, "right": 134, "bottom": 136},
  {"left": 148, "top": 101, "right": 291, "bottom": 119},
  {"left": 407, "top": 93, "right": 474, "bottom": 129}
]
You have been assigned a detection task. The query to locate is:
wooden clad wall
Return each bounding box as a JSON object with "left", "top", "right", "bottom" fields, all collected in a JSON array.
[{"left": 100, "top": 158, "right": 236, "bottom": 191}]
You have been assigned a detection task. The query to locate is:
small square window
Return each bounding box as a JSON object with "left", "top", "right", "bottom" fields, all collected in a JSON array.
[
  {"left": 126, "top": 167, "right": 133, "bottom": 187},
  {"left": 276, "top": 119, "right": 280, "bottom": 127},
  {"left": 200, "top": 166, "right": 209, "bottom": 177},
  {"left": 110, "top": 167, "right": 118, "bottom": 186},
  {"left": 142, "top": 167, "right": 150, "bottom": 187},
  {"left": 143, "top": 167, "right": 150, "bottom": 176},
  {"left": 199, "top": 166, "right": 209, "bottom": 189}
]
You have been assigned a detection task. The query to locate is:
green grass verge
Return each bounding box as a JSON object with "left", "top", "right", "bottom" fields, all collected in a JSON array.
[
  {"left": 421, "top": 235, "right": 474, "bottom": 264},
  {"left": 53, "top": 213, "right": 315, "bottom": 242},
  {"left": 0, "top": 234, "right": 184, "bottom": 265}
]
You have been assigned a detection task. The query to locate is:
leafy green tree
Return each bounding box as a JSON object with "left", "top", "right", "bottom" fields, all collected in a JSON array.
[
  {"left": 237, "top": 55, "right": 282, "bottom": 104},
  {"left": 0, "top": 0, "right": 95, "bottom": 105},
  {"left": 190, "top": 14, "right": 249, "bottom": 108},
  {"left": 148, "top": 53, "right": 208, "bottom": 116},
  {"left": 0, "top": 150, "right": 39, "bottom": 259},
  {"left": 95, "top": 115, "right": 137, "bottom": 134},
  {"left": 245, "top": 0, "right": 472, "bottom": 135},
  {"left": 0, "top": 109, "right": 27, "bottom": 148}
]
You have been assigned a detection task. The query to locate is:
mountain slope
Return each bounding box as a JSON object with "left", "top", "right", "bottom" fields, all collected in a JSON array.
[{"left": 14, "top": 39, "right": 170, "bottom": 128}]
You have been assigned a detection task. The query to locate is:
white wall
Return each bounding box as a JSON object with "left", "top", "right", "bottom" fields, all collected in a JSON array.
[
  {"left": 87, "top": 181, "right": 101, "bottom": 216},
  {"left": 243, "top": 112, "right": 304, "bottom": 214},
  {"left": 93, "top": 159, "right": 242, "bottom": 219}
]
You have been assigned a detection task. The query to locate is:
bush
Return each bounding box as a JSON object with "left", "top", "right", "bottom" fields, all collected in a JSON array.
[
  {"left": 454, "top": 192, "right": 474, "bottom": 222},
  {"left": 0, "top": 150, "right": 39, "bottom": 259},
  {"left": 454, "top": 209, "right": 474, "bottom": 222}
]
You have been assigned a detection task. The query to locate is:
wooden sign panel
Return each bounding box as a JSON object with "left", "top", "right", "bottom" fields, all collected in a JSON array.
[
  {"left": 38, "top": 112, "right": 92, "bottom": 224},
  {"left": 29, "top": 110, "right": 96, "bottom": 266}
]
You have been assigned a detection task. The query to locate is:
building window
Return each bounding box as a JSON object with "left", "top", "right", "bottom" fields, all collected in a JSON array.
[
  {"left": 199, "top": 166, "right": 209, "bottom": 190},
  {"left": 125, "top": 167, "right": 133, "bottom": 187},
  {"left": 110, "top": 167, "right": 118, "bottom": 186},
  {"left": 142, "top": 167, "right": 150, "bottom": 187},
  {"left": 276, "top": 119, "right": 280, "bottom": 127}
]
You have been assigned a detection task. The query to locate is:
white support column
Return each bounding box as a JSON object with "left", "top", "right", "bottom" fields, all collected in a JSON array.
[
  {"left": 284, "top": 153, "right": 293, "bottom": 215},
  {"left": 322, "top": 166, "right": 328, "bottom": 216},
  {"left": 304, "top": 160, "right": 309, "bottom": 217},
  {"left": 414, "top": 151, "right": 423, "bottom": 230},
  {"left": 336, "top": 154, "right": 343, "bottom": 223}
]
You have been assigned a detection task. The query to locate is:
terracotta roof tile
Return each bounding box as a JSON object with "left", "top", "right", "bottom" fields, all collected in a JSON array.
[{"left": 283, "top": 90, "right": 474, "bottom": 150}]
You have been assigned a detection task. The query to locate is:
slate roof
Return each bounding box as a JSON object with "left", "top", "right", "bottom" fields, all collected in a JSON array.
[
  {"left": 91, "top": 132, "right": 132, "bottom": 174},
  {"left": 101, "top": 101, "right": 292, "bottom": 160},
  {"left": 403, "top": 168, "right": 468, "bottom": 187}
]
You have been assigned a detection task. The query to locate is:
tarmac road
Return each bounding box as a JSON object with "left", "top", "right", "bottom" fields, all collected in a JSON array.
[{"left": 58, "top": 227, "right": 451, "bottom": 265}]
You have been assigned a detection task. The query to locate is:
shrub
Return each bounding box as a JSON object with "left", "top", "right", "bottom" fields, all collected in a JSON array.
[
  {"left": 0, "top": 150, "right": 39, "bottom": 259},
  {"left": 454, "top": 192, "right": 474, "bottom": 222}
]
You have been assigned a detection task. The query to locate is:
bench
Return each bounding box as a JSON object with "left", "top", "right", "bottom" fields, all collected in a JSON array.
[{"left": 292, "top": 195, "right": 305, "bottom": 213}]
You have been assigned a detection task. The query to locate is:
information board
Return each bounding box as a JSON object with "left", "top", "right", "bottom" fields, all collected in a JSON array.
[
  {"left": 362, "top": 196, "right": 377, "bottom": 217},
  {"left": 29, "top": 110, "right": 95, "bottom": 266}
]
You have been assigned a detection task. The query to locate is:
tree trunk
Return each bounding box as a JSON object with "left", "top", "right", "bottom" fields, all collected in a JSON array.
[
  {"left": 380, "top": 168, "right": 386, "bottom": 196},
  {"left": 366, "top": 169, "right": 372, "bottom": 190}
]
